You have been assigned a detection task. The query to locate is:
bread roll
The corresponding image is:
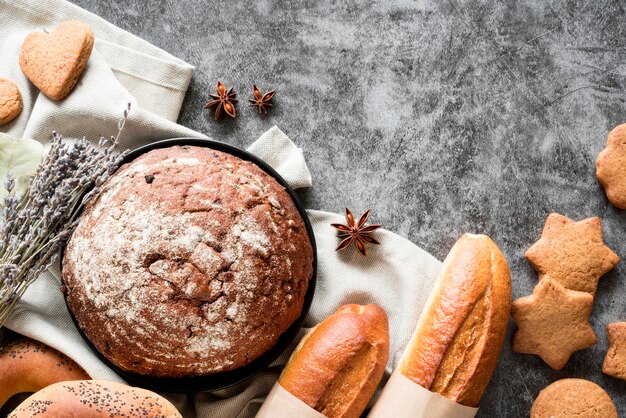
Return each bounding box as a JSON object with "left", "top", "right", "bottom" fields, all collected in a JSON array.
[
  {"left": 9, "top": 380, "right": 181, "bottom": 418},
  {"left": 398, "top": 233, "right": 511, "bottom": 407},
  {"left": 279, "top": 304, "right": 389, "bottom": 418},
  {"left": 0, "top": 339, "right": 90, "bottom": 408}
]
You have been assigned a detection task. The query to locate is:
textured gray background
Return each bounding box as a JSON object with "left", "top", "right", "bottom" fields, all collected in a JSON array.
[{"left": 4, "top": 0, "right": 626, "bottom": 416}]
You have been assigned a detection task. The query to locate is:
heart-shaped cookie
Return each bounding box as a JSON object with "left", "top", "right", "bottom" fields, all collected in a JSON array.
[{"left": 19, "top": 20, "right": 94, "bottom": 101}]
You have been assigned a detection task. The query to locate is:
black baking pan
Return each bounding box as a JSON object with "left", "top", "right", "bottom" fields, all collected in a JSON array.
[{"left": 64, "top": 137, "right": 317, "bottom": 393}]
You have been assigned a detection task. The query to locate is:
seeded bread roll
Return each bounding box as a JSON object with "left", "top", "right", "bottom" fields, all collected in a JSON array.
[
  {"left": 397, "top": 233, "right": 512, "bottom": 407},
  {"left": 279, "top": 304, "right": 390, "bottom": 418},
  {"left": 62, "top": 145, "right": 314, "bottom": 377},
  {"left": 9, "top": 380, "right": 181, "bottom": 418},
  {"left": 0, "top": 339, "right": 90, "bottom": 408}
]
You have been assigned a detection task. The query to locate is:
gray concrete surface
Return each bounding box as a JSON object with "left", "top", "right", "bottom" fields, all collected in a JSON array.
[{"left": 4, "top": 0, "right": 626, "bottom": 416}]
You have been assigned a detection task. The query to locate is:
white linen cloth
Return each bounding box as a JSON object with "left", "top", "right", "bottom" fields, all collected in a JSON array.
[{"left": 0, "top": 0, "right": 443, "bottom": 417}]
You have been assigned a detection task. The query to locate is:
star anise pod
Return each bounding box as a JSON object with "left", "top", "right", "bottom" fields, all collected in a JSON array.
[
  {"left": 204, "top": 81, "right": 237, "bottom": 120},
  {"left": 331, "top": 208, "right": 382, "bottom": 256},
  {"left": 249, "top": 85, "right": 275, "bottom": 114}
]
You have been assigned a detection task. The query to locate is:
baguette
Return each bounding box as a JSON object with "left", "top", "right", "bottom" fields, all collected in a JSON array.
[
  {"left": 279, "top": 304, "right": 389, "bottom": 418},
  {"left": 397, "top": 233, "right": 511, "bottom": 407}
]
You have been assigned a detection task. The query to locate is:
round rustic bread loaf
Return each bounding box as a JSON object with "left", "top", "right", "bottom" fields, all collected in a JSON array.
[{"left": 62, "top": 145, "right": 313, "bottom": 377}]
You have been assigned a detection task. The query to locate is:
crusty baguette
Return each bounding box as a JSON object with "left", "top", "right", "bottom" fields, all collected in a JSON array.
[
  {"left": 279, "top": 304, "right": 390, "bottom": 418},
  {"left": 397, "top": 233, "right": 512, "bottom": 407},
  {"left": 9, "top": 380, "right": 181, "bottom": 418}
]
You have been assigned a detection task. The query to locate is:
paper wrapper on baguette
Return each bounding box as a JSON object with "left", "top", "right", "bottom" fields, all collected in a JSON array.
[
  {"left": 369, "top": 233, "right": 511, "bottom": 417},
  {"left": 368, "top": 371, "right": 477, "bottom": 418},
  {"left": 256, "top": 383, "right": 327, "bottom": 418},
  {"left": 257, "top": 304, "right": 390, "bottom": 418}
]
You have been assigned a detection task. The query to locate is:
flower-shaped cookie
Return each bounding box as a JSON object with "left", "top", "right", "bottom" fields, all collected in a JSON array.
[{"left": 597, "top": 124, "right": 626, "bottom": 209}]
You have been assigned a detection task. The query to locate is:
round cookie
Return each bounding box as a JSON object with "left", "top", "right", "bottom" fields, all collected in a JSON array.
[
  {"left": 596, "top": 123, "right": 626, "bottom": 209},
  {"left": 531, "top": 379, "right": 617, "bottom": 418},
  {"left": 0, "top": 78, "right": 23, "bottom": 125}
]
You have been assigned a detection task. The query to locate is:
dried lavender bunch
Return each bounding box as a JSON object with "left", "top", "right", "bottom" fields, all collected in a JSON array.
[{"left": 0, "top": 103, "right": 132, "bottom": 327}]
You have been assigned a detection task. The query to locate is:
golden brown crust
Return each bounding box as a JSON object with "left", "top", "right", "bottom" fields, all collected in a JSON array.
[
  {"left": 19, "top": 20, "right": 94, "bottom": 101},
  {"left": 530, "top": 379, "right": 617, "bottom": 418},
  {"left": 0, "top": 339, "right": 90, "bottom": 408},
  {"left": 279, "top": 304, "right": 389, "bottom": 418},
  {"left": 397, "top": 233, "right": 511, "bottom": 407},
  {"left": 8, "top": 380, "right": 182, "bottom": 418}
]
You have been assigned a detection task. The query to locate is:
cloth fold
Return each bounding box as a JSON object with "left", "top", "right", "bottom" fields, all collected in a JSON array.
[
  {"left": 247, "top": 126, "right": 313, "bottom": 190},
  {"left": 0, "top": 0, "right": 443, "bottom": 417},
  {"left": 1, "top": 0, "right": 194, "bottom": 128}
]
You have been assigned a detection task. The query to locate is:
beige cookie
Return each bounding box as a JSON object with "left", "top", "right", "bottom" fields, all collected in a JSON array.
[
  {"left": 597, "top": 124, "right": 626, "bottom": 209},
  {"left": 19, "top": 20, "right": 94, "bottom": 101},
  {"left": 511, "top": 276, "right": 596, "bottom": 370},
  {"left": 0, "top": 78, "right": 23, "bottom": 125},
  {"left": 603, "top": 322, "right": 626, "bottom": 381},
  {"left": 531, "top": 379, "right": 617, "bottom": 418},
  {"left": 525, "top": 213, "right": 619, "bottom": 295}
]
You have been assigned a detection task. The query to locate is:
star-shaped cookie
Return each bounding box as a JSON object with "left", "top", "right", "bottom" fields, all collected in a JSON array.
[
  {"left": 602, "top": 322, "right": 626, "bottom": 381},
  {"left": 511, "top": 276, "right": 597, "bottom": 370},
  {"left": 597, "top": 124, "right": 626, "bottom": 209},
  {"left": 525, "top": 213, "right": 619, "bottom": 295}
]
